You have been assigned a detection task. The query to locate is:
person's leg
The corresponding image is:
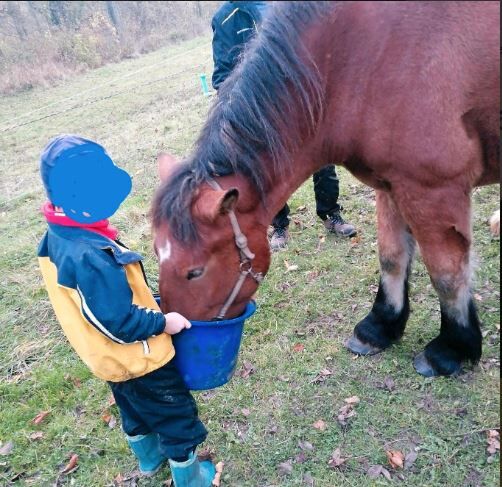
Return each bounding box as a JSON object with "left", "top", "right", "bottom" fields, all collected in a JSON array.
[
  {"left": 109, "top": 382, "right": 165, "bottom": 476},
  {"left": 126, "top": 362, "right": 215, "bottom": 486},
  {"left": 314, "top": 165, "right": 340, "bottom": 219},
  {"left": 270, "top": 204, "right": 290, "bottom": 250},
  {"left": 272, "top": 204, "right": 290, "bottom": 229},
  {"left": 314, "top": 165, "right": 356, "bottom": 237}
]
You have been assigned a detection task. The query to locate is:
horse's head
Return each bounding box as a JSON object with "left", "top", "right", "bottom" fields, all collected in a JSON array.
[{"left": 152, "top": 153, "right": 271, "bottom": 321}]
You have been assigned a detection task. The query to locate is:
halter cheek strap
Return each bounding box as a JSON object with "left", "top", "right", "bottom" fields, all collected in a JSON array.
[{"left": 206, "top": 178, "right": 263, "bottom": 320}]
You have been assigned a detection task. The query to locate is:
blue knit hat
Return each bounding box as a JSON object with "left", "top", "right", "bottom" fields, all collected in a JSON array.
[{"left": 40, "top": 135, "right": 131, "bottom": 223}]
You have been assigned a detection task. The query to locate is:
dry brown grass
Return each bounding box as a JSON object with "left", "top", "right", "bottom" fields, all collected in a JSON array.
[{"left": 0, "top": 1, "right": 221, "bottom": 95}]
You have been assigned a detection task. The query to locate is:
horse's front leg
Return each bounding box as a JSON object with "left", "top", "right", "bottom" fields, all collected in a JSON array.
[{"left": 346, "top": 190, "right": 415, "bottom": 355}]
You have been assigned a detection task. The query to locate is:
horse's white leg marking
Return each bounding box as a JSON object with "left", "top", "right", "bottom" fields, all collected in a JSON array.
[
  {"left": 158, "top": 238, "right": 172, "bottom": 262},
  {"left": 380, "top": 232, "right": 415, "bottom": 311},
  {"left": 438, "top": 259, "right": 474, "bottom": 328},
  {"left": 381, "top": 267, "right": 406, "bottom": 310}
]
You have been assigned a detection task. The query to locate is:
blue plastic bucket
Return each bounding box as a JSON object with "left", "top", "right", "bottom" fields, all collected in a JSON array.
[{"left": 170, "top": 301, "right": 257, "bottom": 390}]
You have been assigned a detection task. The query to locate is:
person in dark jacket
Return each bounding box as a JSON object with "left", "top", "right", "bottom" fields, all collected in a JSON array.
[
  {"left": 211, "top": 1, "right": 357, "bottom": 250},
  {"left": 37, "top": 135, "right": 215, "bottom": 487}
]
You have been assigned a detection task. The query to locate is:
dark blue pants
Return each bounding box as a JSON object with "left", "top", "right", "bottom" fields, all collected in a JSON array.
[
  {"left": 273, "top": 165, "right": 341, "bottom": 229},
  {"left": 109, "top": 361, "right": 208, "bottom": 460}
]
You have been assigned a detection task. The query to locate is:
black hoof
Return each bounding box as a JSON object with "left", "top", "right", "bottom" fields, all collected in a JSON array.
[
  {"left": 345, "top": 334, "right": 384, "bottom": 356},
  {"left": 413, "top": 351, "right": 462, "bottom": 377}
]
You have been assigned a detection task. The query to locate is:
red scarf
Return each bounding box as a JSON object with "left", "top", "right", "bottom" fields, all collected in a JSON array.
[{"left": 42, "top": 202, "right": 119, "bottom": 240}]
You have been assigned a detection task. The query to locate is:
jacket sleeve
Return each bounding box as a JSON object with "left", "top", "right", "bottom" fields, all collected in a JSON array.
[{"left": 75, "top": 250, "right": 166, "bottom": 343}]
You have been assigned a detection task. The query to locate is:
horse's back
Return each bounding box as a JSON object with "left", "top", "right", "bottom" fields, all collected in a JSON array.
[{"left": 325, "top": 1, "right": 500, "bottom": 186}]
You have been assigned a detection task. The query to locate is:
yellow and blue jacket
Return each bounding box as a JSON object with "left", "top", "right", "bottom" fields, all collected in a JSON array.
[{"left": 37, "top": 224, "right": 174, "bottom": 382}]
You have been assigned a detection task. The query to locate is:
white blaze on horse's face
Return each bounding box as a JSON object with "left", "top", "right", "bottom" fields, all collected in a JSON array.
[{"left": 158, "top": 238, "right": 172, "bottom": 263}]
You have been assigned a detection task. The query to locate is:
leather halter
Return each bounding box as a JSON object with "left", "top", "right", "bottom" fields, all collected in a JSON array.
[{"left": 207, "top": 178, "right": 263, "bottom": 320}]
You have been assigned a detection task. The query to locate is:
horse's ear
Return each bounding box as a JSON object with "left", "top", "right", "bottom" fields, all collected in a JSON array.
[
  {"left": 195, "top": 188, "right": 239, "bottom": 222},
  {"left": 157, "top": 152, "right": 180, "bottom": 181}
]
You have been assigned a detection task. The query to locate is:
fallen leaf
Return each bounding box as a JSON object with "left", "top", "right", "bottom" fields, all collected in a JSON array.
[
  {"left": 383, "top": 376, "right": 395, "bottom": 392},
  {"left": 29, "top": 432, "right": 44, "bottom": 441},
  {"left": 32, "top": 411, "right": 50, "bottom": 425},
  {"left": 298, "top": 440, "right": 314, "bottom": 451},
  {"left": 367, "top": 465, "right": 382, "bottom": 479},
  {"left": 293, "top": 343, "right": 305, "bottom": 352},
  {"left": 284, "top": 259, "right": 299, "bottom": 272},
  {"left": 344, "top": 396, "right": 360, "bottom": 405},
  {"left": 295, "top": 452, "right": 307, "bottom": 464},
  {"left": 241, "top": 408, "right": 251, "bottom": 417},
  {"left": 61, "top": 453, "right": 79, "bottom": 474},
  {"left": 197, "top": 449, "right": 214, "bottom": 462},
  {"left": 0, "top": 441, "right": 14, "bottom": 455},
  {"left": 311, "top": 368, "right": 333, "bottom": 384},
  {"left": 487, "top": 430, "right": 500, "bottom": 455},
  {"left": 350, "top": 235, "right": 361, "bottom": 246},
  {"left": 277, "top": 459, "right": 293, "bottom": 475},
  {"left": 327, "top": 448, "right": 347, "bottom": 469},
  {"left": 108, "top": 415, "right": 117, "bottom": 429},
  {"left": 473, "top": 293, "right": 483, "bottom": 302},
  {"left": 237, "top": 361, "right": 255, "bottom": 379},
  {"left": 386, "top": 450, "right": 405, "bottom": 469},
  {"left": 303, "top": 471, "right": 314, "bottom": 486},
  {"left": 337, "top": 398, "right": 359, "bottom": 427},
  {"left": 101, "top": 412, "right": 112, "bottom": 424},
  {"left": 381, "top": 466, "right": 392, "bottom": 480},
  {"left": 404, "top": 450, "right": 418, "bottom": 469},
  {"left": 313, "top": 419, "right": 327, "bottom": 431},
  {"left": 107, "top": 395, "right": 116, "bottom": 407},
  {"left": 367, "top": 464, "right": 392, "bottom": 480},
  {"left": 212, "top": 461, "right": 224, "bottom": 486}
]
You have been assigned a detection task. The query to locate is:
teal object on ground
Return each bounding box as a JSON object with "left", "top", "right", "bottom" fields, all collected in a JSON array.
[
  {"left": 126, "top": 433, "right": 165, "bottom": 476},
  {"left": 169, "top": 452, "right": 216, "bottom": 487},
  {"left": 171, "top": 300, "right": 257, "bottom": 390},
  {"left": 199, "top": 73, "right": 210, "bottom": 96}
]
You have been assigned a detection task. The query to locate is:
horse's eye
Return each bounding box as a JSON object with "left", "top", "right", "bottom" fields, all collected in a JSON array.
[{"left": 186, "top": 267, "right": 205, "bottom": 280}]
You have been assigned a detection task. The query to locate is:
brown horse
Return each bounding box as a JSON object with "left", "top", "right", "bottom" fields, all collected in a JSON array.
[{"left": 152, "top": 1, "right": 500, "bottom": 377}]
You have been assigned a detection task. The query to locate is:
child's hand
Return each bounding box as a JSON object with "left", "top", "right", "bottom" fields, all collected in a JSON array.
[{"left": 164, "top": 312, "right": 192, "bottom": 335}]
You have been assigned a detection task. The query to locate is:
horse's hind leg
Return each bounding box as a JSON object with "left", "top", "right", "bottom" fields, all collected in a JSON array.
[
  {"left": 398, "top": 187, "right": 481, "bottom": 377},
  {"left": 346, "top": 190, "right": 415, "bottom": 355}
]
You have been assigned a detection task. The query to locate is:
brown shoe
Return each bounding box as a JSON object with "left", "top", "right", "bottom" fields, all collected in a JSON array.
[
  {"left": 324, "top": 213, "right": 357, "bottom": 237},
  {"left": 270, "top": 227, "right": 289, "bottom": 251}
]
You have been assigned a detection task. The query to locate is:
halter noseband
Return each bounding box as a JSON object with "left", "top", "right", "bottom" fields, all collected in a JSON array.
[{"left": 207, "top": 178, "right": 263, "bottom": 320}]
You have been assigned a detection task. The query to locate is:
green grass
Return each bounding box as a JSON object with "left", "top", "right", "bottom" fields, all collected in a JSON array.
[{"left": 0, "top": 35, "right": 499, "bottom": 486}]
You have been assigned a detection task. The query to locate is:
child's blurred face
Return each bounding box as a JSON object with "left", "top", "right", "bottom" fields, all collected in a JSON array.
[{"left": 42, "top": 137, "right": 132, "bottom": 223}]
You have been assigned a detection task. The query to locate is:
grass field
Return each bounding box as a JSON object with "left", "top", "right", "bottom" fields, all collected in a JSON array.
[{"left": 0, "top": 35, "right": 499, "bottom": 486}]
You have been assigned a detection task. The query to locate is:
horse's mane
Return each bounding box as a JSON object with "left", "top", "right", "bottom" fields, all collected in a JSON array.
[{"left": 152, "top": 1, "right": 329, "bottom": 242}]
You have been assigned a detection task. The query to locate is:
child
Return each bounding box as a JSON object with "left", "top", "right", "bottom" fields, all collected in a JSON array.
[{"left": 37, "top": 134, "right": 215, "bottom": 486}]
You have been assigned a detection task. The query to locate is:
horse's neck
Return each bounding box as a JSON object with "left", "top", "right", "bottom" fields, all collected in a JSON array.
[{"left": 261, "top": 143, "right": 331, "bottom": 225}]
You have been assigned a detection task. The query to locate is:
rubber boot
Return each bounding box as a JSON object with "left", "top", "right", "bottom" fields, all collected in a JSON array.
[
  {"left": 169, "top": 452, "right": 216, "bottom": 487},
  {"left": 126, "top": 433, "right": 165, "bottom": 476}
]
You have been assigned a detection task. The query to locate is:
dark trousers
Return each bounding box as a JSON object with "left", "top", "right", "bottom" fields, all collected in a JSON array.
[
  {"left": 272, "top": 165, "right": 340, "bottom": 229},
  {"left": 109, "top": 361, "right": 208, "bottom": 460}
]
